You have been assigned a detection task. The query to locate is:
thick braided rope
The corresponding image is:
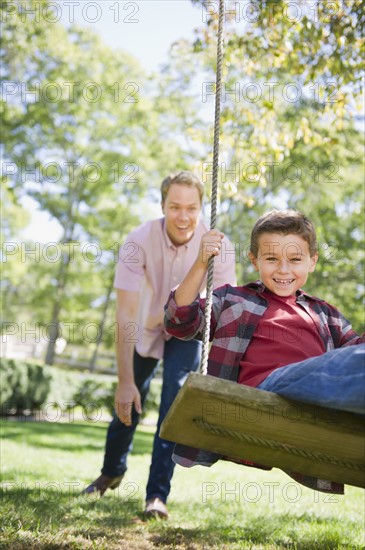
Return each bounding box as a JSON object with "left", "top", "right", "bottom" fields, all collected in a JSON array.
[
  {"left": 194, "top": 418, "right": 364, "bottom": 471},
  {"left": 201, "top": 0, "right": 225, "bottom": 375}
]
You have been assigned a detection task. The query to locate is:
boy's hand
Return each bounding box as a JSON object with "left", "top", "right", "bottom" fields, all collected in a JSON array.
[
  {"left": 174, "top": 229, "right": 224, "bottom": 306},
  {"left": 198, "top": 229, "right": 225, "bottom": 266}
]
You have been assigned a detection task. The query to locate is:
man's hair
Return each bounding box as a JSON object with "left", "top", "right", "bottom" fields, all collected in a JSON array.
[
  {"left": 160, "top": 171, "right": 204, "bottom": 205},
  {"left": 250, "top": 209, "right": 318, "bottom": 257}
]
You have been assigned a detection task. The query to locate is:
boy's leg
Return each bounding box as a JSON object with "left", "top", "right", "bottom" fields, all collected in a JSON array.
[
  {"left": 257, "top": 344, "right": 365, "bottom": 414},
  {"left": 145, "top": 337, "right": 202, "bottom": 504},
  {"left": 101, "top": 350, "right": 159, "bottom": 478}
]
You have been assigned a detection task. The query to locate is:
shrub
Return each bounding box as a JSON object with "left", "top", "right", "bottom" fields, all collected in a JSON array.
[
  {"left": 1, "top": 358, "right": 52, "bottom": 415},
  {"left": 69, "top": 377, "right": 161, "bottom": 420},
  {"left": 69, "top": 378, "right": 115, "bottom": 416},
  {"left": 1, "top": 359, "right": 162, "bottom": 420}
]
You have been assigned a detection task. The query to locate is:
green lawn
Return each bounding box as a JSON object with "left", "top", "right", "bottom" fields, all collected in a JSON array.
[{"left": 1, "top": 418, "right": 364, "bottom": 549}]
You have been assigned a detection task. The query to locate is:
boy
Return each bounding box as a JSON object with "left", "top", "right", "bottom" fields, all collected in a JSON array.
[{"left": 164, "top": 210, "right": 364, "bottom": 474}]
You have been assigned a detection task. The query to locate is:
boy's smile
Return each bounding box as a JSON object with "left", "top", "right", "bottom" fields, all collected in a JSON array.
[{"left": 249, "top": 233, "right": 318, "bottom": 296}]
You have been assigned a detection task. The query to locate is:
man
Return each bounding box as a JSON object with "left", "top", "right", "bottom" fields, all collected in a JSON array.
[{"left": 82, "top": 171, "right": 237, "bottom": 518}]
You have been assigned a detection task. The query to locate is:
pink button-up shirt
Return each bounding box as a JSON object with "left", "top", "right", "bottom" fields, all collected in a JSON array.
[{"left": 114, "top": 217, "right": 237, "bottom": 359}]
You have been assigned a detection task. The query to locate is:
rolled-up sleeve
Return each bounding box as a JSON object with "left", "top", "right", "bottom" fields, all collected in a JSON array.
[
  {"left": 114, "top": 235, "right": 146, "bottom": 291},
  {"left": 164, "top": 290, "right": 204, "bottom": 340}
]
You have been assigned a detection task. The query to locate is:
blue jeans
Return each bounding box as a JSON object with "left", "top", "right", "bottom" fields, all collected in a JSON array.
[
  {"left": 101, "top": 337, "right": 202, "bottom": 503},
  {"left": 257, "top": 344, "right": 365, "bottom": 414}
]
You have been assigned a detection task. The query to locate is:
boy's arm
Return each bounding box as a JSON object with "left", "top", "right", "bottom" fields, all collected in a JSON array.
[
  {"left": 165, "top": 230, "right": 225, "bottom": 340},
  {"left": 339, "top": 327, "right": 365, "bottom": 347},
  {"left": 212, "top": 234, "right": 237, "bottom": 288},
  {"left": 320, "top": 300, "right": 365, "bottom": 347},
  {"left": 175, "top": 229, "right": 225, "bottom": 306}
]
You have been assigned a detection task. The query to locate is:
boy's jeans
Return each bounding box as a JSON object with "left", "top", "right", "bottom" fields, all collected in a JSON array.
[
  {"left": 257, "top": 344, "right": 365, "bottom": 414},
  {"left": 101, "top": 337, "right": 202, "bottom": 503}
]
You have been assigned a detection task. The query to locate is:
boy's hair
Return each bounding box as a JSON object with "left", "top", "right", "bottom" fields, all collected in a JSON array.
[
  {"left": 250, "top": 209, "right": 318, "bottom": 257},
  {"left": 161, "top": 171, "right": 204, "bottom": 205}
]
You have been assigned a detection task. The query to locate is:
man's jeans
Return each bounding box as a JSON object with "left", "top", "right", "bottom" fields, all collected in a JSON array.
[
  {"left": 257, "top": 344, "right": 365, "bottom": 414},
  {"left": 101, "top": 337, "right": 202, "bottom": 503}
]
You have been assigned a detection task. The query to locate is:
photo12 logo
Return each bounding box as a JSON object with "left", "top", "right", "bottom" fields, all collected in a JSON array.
[
  {"left": 201, "top": 481, "right": 339, "bottom": 504},
  {"left": 201, "top": 1, "right": 342, "bottom": 24},
  {"left": 2, "top": 80, "right": 140, "bottom": 104},
  {"left": 1, "top": 161, "right": 139, "bottom": 185},
  {"left": 0, "top": 480, "right": 140, "bottom": 502},
  {"left": 201, "top": 81, "right": 340, "bottom": 105},
  {"left": 1, "top": 1, "right": 140, "bottom": 24}
]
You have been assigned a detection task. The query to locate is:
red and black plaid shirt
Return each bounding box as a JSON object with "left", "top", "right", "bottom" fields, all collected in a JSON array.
[{"left": 164, "top": 281, "right": 363, "bottom": 493}]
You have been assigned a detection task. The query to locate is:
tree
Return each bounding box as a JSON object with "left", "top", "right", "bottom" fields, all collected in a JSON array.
[
  {"left": 174, "top": 0, "right": 364, "bottom": 330},
  {"left": 1, "top": 1, "right": 202, "bottom": 364}
]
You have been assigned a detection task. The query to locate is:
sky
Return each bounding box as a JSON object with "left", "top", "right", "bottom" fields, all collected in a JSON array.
[
  {"left": 24, "top": 0, "right": 204, "bottom": 241},
  {"left": 61, "top": 0, "right": 204, "bottom": 70}
]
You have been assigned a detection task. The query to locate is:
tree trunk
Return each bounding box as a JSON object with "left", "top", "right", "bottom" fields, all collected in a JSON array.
[
  {"left": 89, "top": 273, "right": 114, "bottom": 372},
  {"left": 44, "top": 224, "right": 75, "bottom": 365}
]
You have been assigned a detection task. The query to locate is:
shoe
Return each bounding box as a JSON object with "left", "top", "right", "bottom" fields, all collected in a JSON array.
[
  {"left": 144, "top": 497, "right": 169, "bottom": 519},
  {"left": 81, "top": 474, "right": 124, "bottom": 496}
]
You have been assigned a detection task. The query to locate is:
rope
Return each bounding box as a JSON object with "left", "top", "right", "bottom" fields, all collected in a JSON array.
[
  {"left": 194, "top": 418, "right": 364, "bottom": 471},
  {"left": 201, "top": 0, "right": 225, "bottom": 375}
]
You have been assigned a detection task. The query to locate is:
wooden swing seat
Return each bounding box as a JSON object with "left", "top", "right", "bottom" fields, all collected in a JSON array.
[{"left": 160, "top": 372, "right": 365, "bottom": 488}]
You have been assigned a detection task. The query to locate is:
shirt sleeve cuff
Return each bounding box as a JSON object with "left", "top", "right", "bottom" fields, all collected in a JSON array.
[{"left": 164, "top": 288, "right": 200, "bottom": 324}]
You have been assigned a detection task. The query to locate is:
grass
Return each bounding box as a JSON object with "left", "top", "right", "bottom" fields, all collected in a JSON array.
[{"left": 1, "top": 418, "right": 364, "bottom": 549}]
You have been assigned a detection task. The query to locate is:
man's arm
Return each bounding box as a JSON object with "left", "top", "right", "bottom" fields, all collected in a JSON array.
[{"left": 114, "top": 289, "right": 142, "bottom": 426}]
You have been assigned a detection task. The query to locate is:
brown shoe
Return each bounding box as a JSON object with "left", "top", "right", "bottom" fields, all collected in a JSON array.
[
  {"left": 81, "top": 474, "right": 124, "bottom": 496},
  {"left": 144, "top": 497, "right": 169, "bottom": 519}
]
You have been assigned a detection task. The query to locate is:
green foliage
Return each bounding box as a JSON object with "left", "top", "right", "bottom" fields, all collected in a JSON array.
[
  {"left": 1, "top": 359, "right": 52, "bottom": 414},
  {"left": 1, "top": 0, "right": 202, "bottom": 363},
  {"left": 69, "top": 378, "right": 115, "bottom": 416},
  {"left": 69, "top": 377, "right": 161, "bottom": 420},
  {"left": 0, "top": 359, "right": 161, "bottom": 420},
  {"left": 177, "top": 1, "right": 365, "bottom": 332},
  {"left": 192, "top": 0, "right": 364, "bottom": 90},
  {"left": 45, "top": 365, "right": 84, "bottom": 409},
  {"left": 2, "top": 1, "right": 150, "bottom": 362}
]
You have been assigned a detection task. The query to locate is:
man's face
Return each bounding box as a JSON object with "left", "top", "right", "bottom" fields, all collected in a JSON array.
[
  {"left": 249, "top": 232, "right": 318, "bottom": 296},
  {"left": 162, "top": 183, "right": 201, "bottom": 246}
]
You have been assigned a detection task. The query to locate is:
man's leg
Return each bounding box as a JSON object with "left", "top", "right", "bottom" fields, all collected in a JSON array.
[
  {"left": 257, "top": 344, "right": 365, "bottom": 414},
  {"left": 145, "top": 337, "right": 202, "bottom": 504},
  {"left": 82, "top": 350, "right": 158, "bottom": 494}
]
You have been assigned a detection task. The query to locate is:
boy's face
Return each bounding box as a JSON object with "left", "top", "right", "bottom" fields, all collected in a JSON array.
[
  {"left": 162, "top": 183, "right": 201, "bottom": 246},
  {"left": 249, "top": 232, "right": 318, "bottom": 296}
]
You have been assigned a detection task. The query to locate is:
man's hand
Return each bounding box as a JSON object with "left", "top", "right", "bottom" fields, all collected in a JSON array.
[{"left": 114, "top": 382, "right": 142, "bottom": 426}]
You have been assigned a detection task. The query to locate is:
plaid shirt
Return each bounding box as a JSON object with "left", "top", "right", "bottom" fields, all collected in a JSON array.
[{"left": 164, "top": 281, "right": 363, "bottom": 493}]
